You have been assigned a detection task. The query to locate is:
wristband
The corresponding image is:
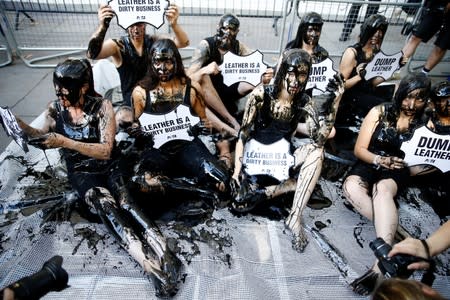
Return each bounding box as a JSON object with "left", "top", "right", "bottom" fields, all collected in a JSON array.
[
  {"left": 420, "top": 239, "right": 431, "bottom": 259},
  {"left": 373, "top": 155, "right": 380, "bottom": 166}
]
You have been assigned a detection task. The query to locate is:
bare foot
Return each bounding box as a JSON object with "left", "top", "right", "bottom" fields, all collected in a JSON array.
[{"left": 291, "top": 227, "right": 309, "bottom": 253}]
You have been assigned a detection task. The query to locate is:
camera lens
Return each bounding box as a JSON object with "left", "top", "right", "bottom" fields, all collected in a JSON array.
[{"left": 369, "top": 237, "right": 392, "bottom": 259}]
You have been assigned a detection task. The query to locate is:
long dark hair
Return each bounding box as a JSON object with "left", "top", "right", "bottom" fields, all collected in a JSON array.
[
  {"left": 386, "top": 72, "right": 431, "bottom": 126},
  {"left": 137, "top": 39, "right": 187, "bottom": 91}
]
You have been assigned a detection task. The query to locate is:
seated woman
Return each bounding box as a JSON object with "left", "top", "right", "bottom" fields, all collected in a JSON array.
[
  {"left": 14, "top": 58, "right": 181, "bottom": 298},
  {"left": 131, "top": 39, "right": 230, "bottom": 203},
  {"left": 230, "top": 49, "right": 344, "bottom": 252},
  {"left": 342, "top": 72, "right": 436, "bottom": 296},
  {"left": 336, "top": 14, "right": 389, "bottom": 128}
]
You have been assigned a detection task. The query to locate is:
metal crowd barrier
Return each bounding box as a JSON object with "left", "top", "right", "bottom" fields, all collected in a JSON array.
[{"left": 0, "top": 0, "right": 447, "bottom": 76}]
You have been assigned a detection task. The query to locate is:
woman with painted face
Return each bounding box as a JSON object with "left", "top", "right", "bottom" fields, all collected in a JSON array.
[
  {"left": 342, "top": 72, "right": 436, "bottom": 296},
  {"left": 231, "top": 49, "right": 344, "bottom": 252},
  {"left": 87, "top": 4, "right": 189, "bottom": 106},
  {"left": 336, "top": 14, "right": 389, "bottom": 130},
  {"left": 131, "top": 39, "right": 230, "bottom": 204},
  {"left": 187, "top": 14, "right": 259, "bottom": 134},
  {"left": 284, "top": 12, "right": 329, "bottom": 64},
  {"left": 15, "top": 58, "right": 182, "bottom": 298},
  {"left": 428, "top": 80, "right": 450, "bottom": 134}
]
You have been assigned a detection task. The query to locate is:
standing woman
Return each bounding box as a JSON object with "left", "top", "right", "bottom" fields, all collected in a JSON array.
[{"left": 342, "top": 72, "right": 434, "bottom": 296}]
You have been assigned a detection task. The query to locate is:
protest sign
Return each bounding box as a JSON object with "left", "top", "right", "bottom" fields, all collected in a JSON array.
[
  {"left": 220, "top": 50, "right": 268, "bottom": 87},
  {"left": 0, "top": 106, "right": 29, "bottom": 152},
  {"left": 108, "top": 0, "right": 168, "bottom": 29},
  {"left": 243, "top": 138, "right": 295, "bottom": 181},
  {"left": 139, "top": 104, "right": 200, "bottom": 149},
  {"left": 400, "top": 126, "right": 450, "bottom": 173},
  {"left": 364, "top": 51, "right": 402, "bottom": 81},
  {"left": 305, "top": 57, "right": 337, "bottom": 96}
]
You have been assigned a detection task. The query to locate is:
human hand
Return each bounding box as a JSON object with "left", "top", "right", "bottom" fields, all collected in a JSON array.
[
  {"left": 389, "top": 238, "right": 431, "bottom": 270},
  {"left": 356, "top": 63, "right": 367, "bottom": 80},
  {"left": 29, "top": 133, "right": 65, "bottom": 149},
  {"left": 98, "top": 4, "right": 114, "bottom": 27},
  {"left": 377, "top": 155, "right": 405, "bottom": 170},
  {"left": 326, "top": 72, "right": 345, "bottom": 95},
  {"left": 165, "top": 4, "right": 180, "bottom": 26},
  {"left": 206, "top": 62, "right": 221, "bottom": 75},
  {"left": 262, "top": 68, "right": 274, "bottom": 84}
]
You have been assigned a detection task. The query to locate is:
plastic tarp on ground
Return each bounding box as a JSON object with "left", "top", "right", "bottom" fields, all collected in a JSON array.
[{"left": 1, "top": 115, "right": 449, "bottom": 299}]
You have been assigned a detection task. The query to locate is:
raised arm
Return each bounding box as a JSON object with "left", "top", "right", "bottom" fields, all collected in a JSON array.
[
  {"left": 165, "top": 4, "right": 189, "bottom": 48},
  {"left": 86, "top": 4, "right": 121, "bottom": 64}
]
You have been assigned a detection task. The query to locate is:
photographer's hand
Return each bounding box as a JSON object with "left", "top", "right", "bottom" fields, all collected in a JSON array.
[{"left": 389, "top": 238, "right": 431, "bottom": 270}]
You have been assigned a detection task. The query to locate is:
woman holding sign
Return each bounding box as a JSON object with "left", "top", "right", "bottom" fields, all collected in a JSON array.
[
  {"left": 343, "top": 72, "right": 436, "bottom": 296},
  {"left": 336, "top": 14, "right": 388, "bottom": 128},
  {"left": 230, "top": 49, "right": 344, "bottom": 252},
  {"left": 131, "top": 39, "right": 230, "bottom": 203},
  {"left": 87, "top": 3, "right": 189, "bottom": 106}
]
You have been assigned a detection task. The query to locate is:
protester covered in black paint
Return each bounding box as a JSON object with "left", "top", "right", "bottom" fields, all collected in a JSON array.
[
  {"left": 87, "top": 3, "right": 189, "bottom": 106},
  {"left": 131, "top": 39, "right": 230, "bottom": 204},
  {"left": 230, "top": 48, "right": 345, "bottom": 252},
  {"left": 12, "top": 58, "right": 182, "bottom": 298},
  {"left": 343, "top": 72, "right": 437, "bottom": 296},
  {"left": 336, "top": 14, "right": 390, "bottom": 128}
]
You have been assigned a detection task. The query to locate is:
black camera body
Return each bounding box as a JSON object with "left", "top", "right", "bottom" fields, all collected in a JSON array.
[{"left": 370, "top": 237, "right": 423, "bottom": 278}]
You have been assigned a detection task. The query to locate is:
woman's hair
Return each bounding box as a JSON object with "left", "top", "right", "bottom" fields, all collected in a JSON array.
[
  {"left": 272, "top": 48, "right": 311, "bottom": 99},
  {"left": 138, "top": 38, "right": 187, "bottom": 90},
  {"left": 286, "top": 12, "right": 323, "bottom": 50},
  {"left": 358, "top": 14, "right": 388, "bottom": 47},
  {"left": 53, "top": 58, "right": 97, "bottom": 103},
  {"left": 372, "top": 278, "right": 444, "bottom": 300},
  {"left": 386, "top": 72, "right": 431, "bottom": 125}
]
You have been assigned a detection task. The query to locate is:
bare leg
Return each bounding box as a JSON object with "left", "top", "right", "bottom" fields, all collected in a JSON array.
[
  {"left": 424, "top": 46, "right": 447, "bottom": 71},
  {"left": 285, "top": 144, "right": 324, "bottom": 252},
  {"left": 402, "top": 35, "right": 422, "bottom": 59},
  {"left": 372, "top": 179, "right": 398, "bottom": 244},
  {"left": 343, "top": 175, "right": 373, "bottom": 220},
  {"left": 206, "top": 108, "right": 238, "bottom": 137},
  {"left": 201, "top": 75, "right": 240, "bottom": 131},
  {"left": 85, "top": 187, "right": 180, "bottom": 297}
]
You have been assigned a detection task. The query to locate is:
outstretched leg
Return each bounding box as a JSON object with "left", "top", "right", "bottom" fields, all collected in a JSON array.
[
  {"left": 285, "top": 144, "right": 324, "bottom": 252},
  {"left": 85, "top": 187, "right": 181, "bottom": 297}
]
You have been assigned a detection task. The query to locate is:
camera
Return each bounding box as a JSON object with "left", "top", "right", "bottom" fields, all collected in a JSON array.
[
  {"left": 7, "top": 255, "right": 68, "bottom": 299},
  {"left": 370, "top": 237, "right": 422, "bottom": 278}
]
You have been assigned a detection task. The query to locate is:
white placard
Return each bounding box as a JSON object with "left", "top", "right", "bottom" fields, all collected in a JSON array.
[
  {"left": 364, "top": 51, "right": 402, "bottom": 81},
  {"left": 243, "top": 138, "right": 295, "bottom": 181},
  {"left": 108, "top": 0, "right": 168, "bottom": 29},
  {"left": 400, "top": 126, "right": 450, "bottom": 173},
  {"left": 220, "top": 50, "right": 268, "bottom": 87},
  {"left": 306, "top": 57, "right": 337, "bottom": 96}
]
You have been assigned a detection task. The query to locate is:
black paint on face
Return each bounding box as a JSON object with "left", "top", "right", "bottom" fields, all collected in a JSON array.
[
  {"left": 284, "top": 64, "right": 309, "bottom": 95},
  {"left": 401, "top": 88, "right": 427, "bottom": 116},
  {"left": 152, "top": 55, "right": 175, "bottom": 82},
  {"left": 303, "top": 25, "right": 321, "bottom": 46},
  {"left": 217, "top": 25, "right": 238, "bottom": 50},
  {"left": 435, "top": 97, "right": 450, "bottom": 117}
]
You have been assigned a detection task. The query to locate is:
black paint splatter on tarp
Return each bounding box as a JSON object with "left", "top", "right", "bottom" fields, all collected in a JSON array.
[{"left": 72, "top": 227, "right": 106, "bottom": 255}]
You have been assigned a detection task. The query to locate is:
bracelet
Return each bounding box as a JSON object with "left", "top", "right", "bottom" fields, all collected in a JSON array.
[
  {"left": 420, "top": 239, "right": 431, "bottom": 259},
  {"left": 373, "top": 155, "right": 380, "bottom": 166}
]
